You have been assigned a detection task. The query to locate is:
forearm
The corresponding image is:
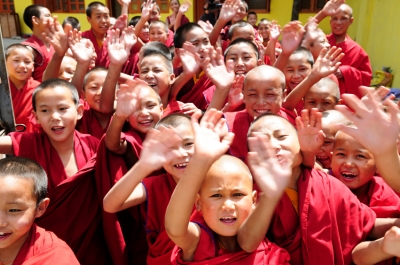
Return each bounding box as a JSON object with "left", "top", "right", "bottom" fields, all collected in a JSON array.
[
  {"left": 266, "top": 40, "right": 277, "bottom": 65},
  {"left": 100, "top": 63, "right": 124, "bottom": 114},
  {"left": 283, "top": 73, "right": 319, "bottom": 110},
  {"left": 273, "top": 53, "right": 290, "bottom": 72},
  {"left": 207, "top": 86, "right": 230, "bottom": 111},
  {"left": 209, "top": 19, "right": 227, "bottom": 47},
  {"left": 42, "top": 53, "right": 63, "bottom": 81},
  {"left": 370, "top": 218, "right": 400, "bottom": 239},
  {"left": 238, "top": 194, "right": 280, "bottom": 252},
  {"left": 170, "top": 72, "right": 193, "bottom": 100},
  {"left": 70, "top": 61, "right": 91, "bottom": 98},
  {"left": 374, "top": 149, "right": 400, "bottom": 193},
  {"left": 121, "top": 2, "right": 129, "bottom": 17},
  {"left": 105, "top": 115, "right": 127, "bottom": 154},
  {"left": 352, "top": 239, "right": 393, "bottom": 265},
  {"left": 301, "top": 151, "right": 316, "bottom": 168},
  {"left": 174, "top": 13, "right": 183, "bottom": 32},
  {"left": 313, "top": 11, "right": 327, "bottom": 24}
]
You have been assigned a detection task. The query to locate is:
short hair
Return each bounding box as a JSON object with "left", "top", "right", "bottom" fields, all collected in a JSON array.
[
  {"left": 245, "top": 65, "right": 286, "bottom": 93},
  {"left": 240, "top": 0, "right": 249, "bottom": 12},
  {"left": 224, "top": 38, "right": 259, "bottom": 61},
  {"left": 86, "top": 1, "right": 106, "bottom": 17},
  {"left": 247, "top": 11, "right": 257, "bottom": 18},
  {"left": 83, "top": 66, "right": 108, "bottom": 91},
  {"left": 174, "top": 22, "right": 204, "bottom": 49},
  {"left": 228, "top": 20, "right": 253, "bottom": 40},
  {"left": 291, "top": 46, "right": 314, "bottom": 67},
  {"left": 258, "top": 18, "right": 271, "bottom": 27},
  {"left": 141, "top": 41, "right": 172, "bottom": 60},
  {"left": 0, "top": 157, "right": 47, "bottom": 205},
  {"left": 150, "top": 20, "right": 168, "bottom": 34},
  {"left": 129, "top": 15, "right": 141, "bottom": 27},
  {"left": 156, "top": 113, "right": 191, "bottom": 129},
  {"left": 62, "top": 16, "right": 80, "bottom": 30},
  {"left": 23, "top": 5, "right": 46, "bottom": 30},
  {"left": 5, "top": 44, "right": 34, "bottom": 60},
  {"left": 32, "top": 78, "right": 79, "bottom": 111},
  {"left": 311, "top": 77, "right": 340, "bottom": 102},
  {"left": 142, "top": 51, "right": 173, "bottom": 74}
]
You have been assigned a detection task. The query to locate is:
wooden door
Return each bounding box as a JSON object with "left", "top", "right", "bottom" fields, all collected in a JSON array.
[{"left": 195, "top": 0, "right": 206, "bottom": 22}]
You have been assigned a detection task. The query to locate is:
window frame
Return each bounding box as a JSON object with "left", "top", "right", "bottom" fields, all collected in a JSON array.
[
  {"left": 0, "top": 0, "right": 15, "bottom": 13},
  {"left": 300, "top": 0, "right": 328, "bottom": 13},
  {"left": 52, "top": 0, "right": 86, "bottom": 13},
  {"left": 245, "top": 0, "right": 271, "bottom": 13},
  {"left": 128, "top": 0, "right": 170, "bottom": 14}
]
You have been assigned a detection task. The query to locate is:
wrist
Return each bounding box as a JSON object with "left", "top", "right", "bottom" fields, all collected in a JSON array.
[
  {"left": 113, "top": 112, "right": 129, "bottom": 122},
  {"left": 135, "top": 160, "right": 156, "bottom": 175}
]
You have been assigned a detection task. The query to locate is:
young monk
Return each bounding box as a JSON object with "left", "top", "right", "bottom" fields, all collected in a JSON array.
[
  {"left": 165, "top": 109, "right": 290, "bottom": 264},
  {"left": 167, "top": 0, "right": 190, "bottom": 32},
  {"left": 149, "top": 20, "right": 170, "bottom": 46},
  {"left": 81, "top": 1, "right": 110, "bottom": 67},
  {"left": 239, "top": 111, "right": 400, "bottom": 264},
  {"left": 0, "top": 78, "right": 99, "bottom": 190},
  {"left": 247, "top": 11, "right": 257, "bottom": 27},
  {"left": 0, "top": 157, "right": 79, "bottom": 264},
  {"left": 58, "top": 56, "right": 77, "bottom": 82},
  {"left": 314, "top": 1, "right": 372, "bottom": 97},
  {"left": 259, "top": 20, "right": 281, "bottom": 66},
  {"left": 21, "top": 5, "right": 54, "bottom": 82},
  {"left": 104, "top": 114, "right": 194, "bottom": 264},
  {"left": 5, "top": 44, "right": 39, "bottom": 133}
]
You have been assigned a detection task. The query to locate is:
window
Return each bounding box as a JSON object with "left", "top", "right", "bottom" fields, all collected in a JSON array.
[
  {"left": 300, "top": 0, "right": 328, "bottom": 12},
  {"left": 245, "top": 0, "right": 271, "bottom": 13},
  {"left": 0, "top": 0, "right": 15, "bottom": 13},
  {"left": 34, "top": 0, "right": 85, "bottom": 13},
  {"left": 128, "top": 0, "right": 169, "bottom": 14}
]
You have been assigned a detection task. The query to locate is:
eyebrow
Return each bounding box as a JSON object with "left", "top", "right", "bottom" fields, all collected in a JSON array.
[{"left": 7, "top": 201, "right": 26, "bottom": 205}]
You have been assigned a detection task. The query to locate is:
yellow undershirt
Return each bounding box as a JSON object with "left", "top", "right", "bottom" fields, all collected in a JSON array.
[
  {"left": 96, "top": 38, "right": 103, "bottom": 50},
  {"left": 193, "top": 71, "right": 205, "bottom": 84},
  {"left": 285, "top": 188, "right": 299, "bottom": 214}
]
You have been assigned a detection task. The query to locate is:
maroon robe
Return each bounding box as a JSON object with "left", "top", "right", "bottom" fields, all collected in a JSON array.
[
  {"left": 267, "top": 167, "right": 376, "bottom": 265},
  {"left": 22, "top": 35, "right": 54, "bottom": 82},
  {"left": 9, "top": 77, "right": 40, "bottom": 133},
  {"left": 224, "top": 109, "right": 297, "bottom": 161},
  {"left": 167, "top": 14, "right": 190, "bottom": 32},
  {"left": 13, "top": 225, "right": 79, "bottom": 265},
  {"left": 122, "top": 46, "right": 140, "bottom": 75},
  {"left": 81, "top": 29, "right": 110, "bottom": 67},
  {"left": 78, "top": 101, "right": 111, "bottom": 140},
  {"left": 164, "top": 100, "right": 185, "bottom": 117},
  {"left": 327, "top": 34, "right": 372, "bottom": 98},
  {"left": 179, "top": 74, "right": 213, "bottom": 110},
  {"left": 171, "top": 211, "right": 290, "bottom": 265}
]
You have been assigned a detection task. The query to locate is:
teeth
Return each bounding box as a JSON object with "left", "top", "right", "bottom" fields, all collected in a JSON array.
[
  {"left": 342, "top": 172, "right": 357, "bottom": 179},
  {"left": 254, "top": 110, "right": 270, "bottom": 114},
  {"left": 0, "top": 232, "right": 5, "bottom": 236},
  {"left": 175, "top": 163, "right": 188, "bottom": 168}
]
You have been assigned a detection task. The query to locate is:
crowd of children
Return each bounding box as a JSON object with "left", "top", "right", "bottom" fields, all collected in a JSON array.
[{"left": 1, "top": 0, "right": 400, "bottom": 264}]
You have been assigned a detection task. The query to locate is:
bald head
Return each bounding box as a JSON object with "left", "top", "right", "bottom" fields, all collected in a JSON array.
[
  {"left": 322, "top": 110, "right": 350, "bottom": 126},
  {"left": 245, "top": 65, "right": 286, "bottom": 93},
  {"left": 338, "top": 4, "right": 353, "bottom": 18},
  {"left": 310, "top": 77, "right": 340, "bottom": 102},
  {"left": 135, "top": 83, "right": 162, "bottom": 104},
  {"left": 205, "top": 155, "right": 252, "bottom": 185}
]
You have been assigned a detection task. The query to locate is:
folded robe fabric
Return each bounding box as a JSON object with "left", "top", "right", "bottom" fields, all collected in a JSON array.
[
  {"left": 82, "top": 29, "right": 110, "bottom": 67},
  {"left": 9, "top": 130, "right": 99, "bottom": 191},
  {"left": 9, "top": 77, "right": 40, "bottom": 133},
  {"left": 179, "top": 75, "right": 213, "bottom": 110},
  {"left": 78, "top": 101, "right": 111, "bottom": 140},
  {"left": 267, "top": 167, "right": 376, "bottom": 265},
  {"left": 327, "top": 34, "right": 372, "bottom": 98},
  {"left": 13, "top": 224, "right": 80, "bottom": 265},
  {"left": 171, "top": 211, "right": 291, "bottom": 265},
  {"left": 164, "top": 100, "right": 185, "bottom": 116},
  {"left": 22, "top": 35, "right": 54, "bottom": 82}
]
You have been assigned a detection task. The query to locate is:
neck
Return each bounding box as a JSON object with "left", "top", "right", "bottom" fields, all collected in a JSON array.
[
  {"left": 9, "top": 76, "right": 27, "bottom": 90},
  {"left": 263, "top": 38, "right": 270, "bottom": 46},
  {"left": 91, "top": 29, "right": 106, "bottom": 41},
  {"left": 32, "top": 30, "right": 50, "bottom": 47},
  {"left": 48, "top": 130, "right": 75, "bottom": 156},
  {"left": 351, "top": 181, "right": 371, "bottom": 197},
  {"left": 289, "top": 165, "right": 302, "bottom": 191},
  {"left": 334, "top": 33, "right": 347, "bottom": 44},
  {"left": 216, "top": 234, "right": 240, "bottom": 252},
  {"left": 0, "top": 231, "right": 30, "bottom": 264},
  {"left": 91, "top": 109, "right": 112, "bottom": 129},
  {"left": 161, "top": 92, "right": 169, "bottom": 109}
]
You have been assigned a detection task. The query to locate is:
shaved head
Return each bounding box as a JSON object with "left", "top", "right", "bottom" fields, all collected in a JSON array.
[
  {"left": 338, "top": 4, "right": 353, "bottom": 17},
  {"left": 245, "top": 65, "right": 286, "bottom": 93},
  {"left": 205, "top": 155, "right": 252, "bottom": 186},
  {"left": 322, "top": 110, "right": 350, "bottom": 126},
  {"left": 309, "top": 77, "right": 340, "bottom": 102}
]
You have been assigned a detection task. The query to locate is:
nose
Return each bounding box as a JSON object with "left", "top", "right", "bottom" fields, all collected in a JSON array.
[
  {"left": 0, "top": 212, "right": 8, "bottom": 227},
  {"left": 222, "top": 199, "right": 235, "bottom": 212},
  {"left": 343, "top": 158, "right": 355, "bottom": 168},
  {"left": 269, "top": 137, "right": 282, "bottom": 153},
  {"left": 236, "top": 57, "right": 244, "bottom": 66},
  {"left": 51, "top": 111, "right": 61, "bottom": 121}
]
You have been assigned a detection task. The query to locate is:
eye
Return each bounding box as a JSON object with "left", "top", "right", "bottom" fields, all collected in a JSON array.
[
  {"left": 233, "top": 193, "right": 244, "bottom": 197},
  {"left": 356, "top": 154, "right": 367, "bottom": 159},
  {"left": 277, "top": 135, "right": 287, "bottom": 140},
  {"left": 323, "top": 101, "right": 333, "bottom": 105},
  {"left": 335, "top": 152, "right": 345, "bottom": 157},
  {"left": 307, "top": 101, "right": 315, "bottom": 105},
  {"left": 9, "top": 209, "right": 21, "bottom": 213},
  {"left": 211, "top": 194, "right": 222, "bottom": 198},
  {"left": 40, "top": 109, "right": 48, "bottom": 113},
  {"left": 184, "top": 142, "right": 194, "bottom": 147},
  {"left": 324, "top": 140, "right": 333, "bottom": 145}
]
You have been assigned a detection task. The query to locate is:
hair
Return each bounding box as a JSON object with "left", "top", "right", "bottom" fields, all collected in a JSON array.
[
  {"left": 23, "top": 5, "right": 47, "bottom": 30},
  {"left": 258, "top": 18, "right": 271, "bottom": 27},
  {"left": 174, "top": 22, "right": 204, "bottom": 49},
  {"left": 156, "top": 113, "right": 191, "bottom": 129},
  {"left": 83, "top": 66, "right": 108, "bottom": 91},
  {"left": 247, "top": 11, "right": 257, "bottom": 18},
  {"left": 248, "top": 113, "right": 296, "bottom": 137},
  {"left": 291, "top": 46, "right": 314, "bottom": 67},
  {"left": 170, "top": 0, "right": 181, "bottom": 6},
  {"left": 62, "top": 16, "right": 80, "bottom": 30},
  {"left": 228, "top": 20, "right": 253, "bottom": 40},
  {"left": 0, "top": 157, "right": 48, "bottom": 205},
  {"left": 86, "top": 1, "right": 106, "bottom": 17},
  {"left": 240, "top": 0, "right": 249, "bottom": 12},
  {"left": 150, "top": 20, "right": 169, "bottom": 34},
  {"left": 224, "top": 38, "right": 259, "bottom": 61},
  {"left": 142, "top": 51, "right": 173, "bottom": 74},
  {"left": 32, "top": 78, "right": 79, "bottom": 111},
  {"left": 5, "top": 44, "right": 34, "bottom": 60},
  {"left": 141, "top": 41, "right": 172, "bottom": 60},
  {"left": 311, "top": 77, "right": 340, "bottom": 102},
  {"left": 129, "top": 15, "right": 141, "bottom": 27}
]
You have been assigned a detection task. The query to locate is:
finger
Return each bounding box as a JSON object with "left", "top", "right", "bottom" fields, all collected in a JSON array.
[
  {"left": 221, "top": 132, "right": 235, "bottom": 148},
  {"left": 300, "top": 109, "right": 310, "bottom": 127},
  {"left": 309, "top": 108, "right": 318, "bottom": 128},
  {"left": 295, "top": 116, "right": 305, "bottom": 130}
]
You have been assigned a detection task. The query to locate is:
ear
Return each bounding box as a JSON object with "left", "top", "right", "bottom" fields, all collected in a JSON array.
[
  {"left": 349, "top": 17, "right": 354, "bottom": 25},
  {"left": 169, "top": 73, "right": 176, "bottom": 85},
  {"left": 35, "top": 198, "right": 50, "bottom": 218},
  {"left": 32, "top": 110, "right": 40, "bottom": 125},
  {"left": 251, "top": 190, "right": 257, "bottom": 210},
  {"left": 337, "top": 98, "right": 343, "bottom": 105},
  {"left": 32, "top": 16, "right": 39, "bottom": 27},
  {"left": 87, "top": 16, "right": 92, "bottom": 24},
  {"left": 283, "top": 88, "right": 287, "bottom": 98},
  {"left": 159, "top": 103, "right": 164, "bottom": 116},
  {"left": 195, "top": 194, "right": 202, "bottom": 212},
  {"left": 257, "top": 59, "right": 262, "bottom": 66},
  {"left": 76, "top": 104, "right": 84, "bottom": 120}
]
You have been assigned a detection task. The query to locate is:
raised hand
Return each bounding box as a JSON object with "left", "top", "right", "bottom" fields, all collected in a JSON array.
[
  {"left": 178, "top": 43, "right": 200, "bottom": 75},
  {"left": 281, "top": 21, "right": 305, "bottom": 55},
  {"left": 296, "top": 108, "right": 325, "bottom": 154},
  {"left": 117, "top": 0, "right": 131, "bottom": 5},
  {"left": 68, "top": 29, "right": 93, "bottom": 64},
  {"left": 227, "top": 75, "right": 244, "bottom": 109},
  {"left": 218, "top": 0, "right": 240, "bottom": 22},
  {"left": 202, "top": 47, "right": 235, "bottom": 90},
  {"left": 247, "top": 134, "right": 291, "bottom": 198},
  {"left": 181, "top": 103, "right": 199, "bottom": 116},
  {"left": 139, "top": 126, "right": 183, "bottom": 170},
  {"left": 123, "top": 26, "right": 137, "bottom": 49},
  {"left": 191, "top": 109, "right": 234, "bottom": 159},
  {"left": 269, "top": 21, "right": 281, "bottom": 41},
  {"left": 179, "top": 0, "right": 191, "bottom": 14},
  {"left": 112, "top": 14, "right": 128, "bottom": 31},
  {"left": 381, "top": 226, "right": 400, "bottom": 257},
  {"left": 141, "top": 0, "right": 155, "bottom": 20},
  {"left": 43, "top": 16, "right": 70, "bottom": 56},
  {"left": 115, "top": 83, "right": 138, "bottom": 119},
  {"left": 322, "top": 0, "right": 345, "bottom": 16},
  {"left": 106, "top": 29, "right": 132, "bottom": 65},
  {"left": 311, "top": 46, "right": 344, "bottom": 78},
  {"left": 302, "top": 18, "right": 319, "bottom": 49},
  {"left": 198, "top": 20, "right": 213, "bottom": 35}
]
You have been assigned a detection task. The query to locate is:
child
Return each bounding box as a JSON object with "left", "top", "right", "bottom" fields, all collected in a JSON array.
[
  {"left": 314, "top": 1, "right": 372, "bottom": 97},
  {"left": 302, "top": 77, "right": 340, "bottom": 112},
  {"left": 0, "top": 157, "right": 79, "bottom": 264},
  {"left": 104, "top": 113, "right": 194, "bottom": 264},
  {"left": 82, "top": 1, "right": 110, "bottom": 67},
  {"left": 165, "top": 109, "right": 290, "bottom": 264},
  {"left": 5, "top": 44, "right": 39, "bottom": 133},
  {"left": 241, "top": 112, "right": 399, "bottom": 264},
  {"left": 259, "top": 19, "right": 281, "bottom": 65},
  {"left": 129, "top": 15, "right": 150, "bottom": 43},
  {"left": 247, "top": 11, "right": 258, "bottom": 27},
  {"left": 166, "top": 0, "right": 190, "bottom": 32},
  {"left": 21, "top": 4, "right": 54, "bottom": 82},
  {"left": 149, "top": 20, "right": 170, "bottom": 45},
  {"left": 62, "top": 16, "right": 81, "bottom": 31},
  {"left": 58, "top": 56, "right": 77, "bottom": 82},
  {"left": 0, "top": 78, "right": 99, "bottom": 190},
  {"left": 228, "top": 20, "right": 256, "bottom": 42}
]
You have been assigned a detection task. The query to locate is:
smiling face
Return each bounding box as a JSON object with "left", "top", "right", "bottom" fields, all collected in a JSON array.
[
  {"left": 309, "top": 30, "right": 331, "bottom": 60},
  {"left": 33, "top": 86, "right": 83, "bottom": 145},
  {"left": 284, "top": 52, "right": 312, "bottom": 92},
  {"left": 232, "top": 1, "right": 247, "bottom": 23},
  {"left": 330, "top": 5, "right": 353, "bottom": 37},
  {"left": 184, "top": 26, "right": 211, "bottom": 60},
  {"left": 303, "top": 83, "right": 339, "bottom": 112},
  {"left": 257, "top": 21, "right": 271, "bottom": 40},
  {"left": 170, "top": 0, "right": 180, "bottom": 13},
  {"left": 33, "top": 7, "right": 53, "bottom": 32},
  {"left": 87, "top": 5, "right": 110, "bottom": 36},
  {"left": 196, "top": 156, "right": 256, "bottom": 238},
  {"left": 243, "top": 66, "right": 285, "bottom": 119},
  {"left": 149, "top": 23, "right": 168, "bottom": 44},
  {"left": 0, "top": 177, "right": 47, "bottom": 255},
  {"left": 331, "top": 131, "right": 376, "bottom": 190},
  {"left": 6, "top": 48, "right": 34, "bottom": 86},
  {"left": 84, "top": 70, "right": 107, "bottom": 112},
  {"left": 225, "top": 42, "right": 260, "bottom": 76}
]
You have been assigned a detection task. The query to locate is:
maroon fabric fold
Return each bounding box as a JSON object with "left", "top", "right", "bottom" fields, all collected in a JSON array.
[{"left": 81, "top": 29, "right": 110, "bottom": 67}]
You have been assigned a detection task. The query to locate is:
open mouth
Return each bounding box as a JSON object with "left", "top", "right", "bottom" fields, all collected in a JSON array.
[
  {"left": 220, "top": 217, "right": 236, "bottom": 224},
  {"left": 254, "top": 109, "right": 271, "bottom": 115},
  {"left": 51, "top": 126, "right": 64, "bottom": 132},
  {"left": 138, "top": 120, "right": 153, "bottom": 126},
  {"left": 174, "top": 162, "right": 188, "bottom": 169},
  {"left": 0, "top": 232, "right": 11, "bottom": 239},
  {"left": 341, "top": 172, "right": 357, "bottom": 181},
  {"left": 317, "top": 156, "right": 330, "bottom": 161}
]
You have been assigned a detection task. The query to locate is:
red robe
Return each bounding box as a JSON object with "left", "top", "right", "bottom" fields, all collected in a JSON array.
[
  {"left": 171, "top": 211, "right": 290, "bottom": 265},
  {"left": 81, "top": 29, "right": 110, "bottom": 67},
  {"left": 9, "top": 130, "right": 99, "bottom": 191},
  {"left": 224, "top": 109, "right": 297, "bottom": 161},
  {"left": 78, "top": 101, "right": 111, "bottom": 140},
  {"left": 22, "top": 35, "right": 54, "bottom": 82},
  {"left": 122, "top": 46, "right": 140, "bottom": 75},
  {"left": 164, "top": 100, "right": 185, "bottom": 116},
  {"left": 166, "top": 29, "right": 175, "bottom": 48},
  {"left": 13, "top": 225, "right": 79, "bottom": 265},
  {"left": 9, "top": 77, "right": 40, "bottom": 133},
  {"left": 267, "top": 167, "right": 376, "bottom": 265},
  {"left": 140, "top": 174, "right": 177, "bottom": 265},
  {"left": 327, "top": 34, "right": 372, "bottom": 98},
  {"left": 179, "top": 74, "right": 213, "bottom": 110},
  {"left": 167, "top": 14, "right": 190, "bottom": 32}
]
